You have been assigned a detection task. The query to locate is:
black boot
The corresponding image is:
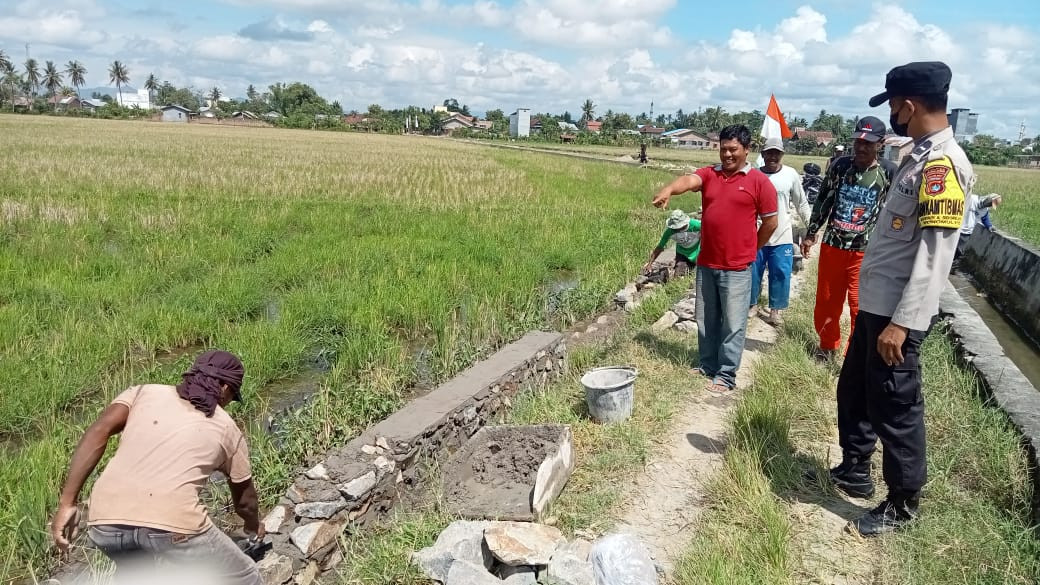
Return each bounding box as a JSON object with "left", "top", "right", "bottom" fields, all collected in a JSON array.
[
  {"left": 807, "top": 456, "right": 874, "bottom": 498},
  {"left": 852, "top": 493, "right": 919, "bottom": 536}
]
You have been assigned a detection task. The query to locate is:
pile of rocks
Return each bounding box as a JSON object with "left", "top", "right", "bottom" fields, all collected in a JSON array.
[
  {"left": 650, "top": 290, "right": 697, "bottom": 334},
  {"left": 614, "top": 270, "right": 669, "bottom": 313},
  {"left": 413, "top": 520, "right": 597, "bottom": 585}
]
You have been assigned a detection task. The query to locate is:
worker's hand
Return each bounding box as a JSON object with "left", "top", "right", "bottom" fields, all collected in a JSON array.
[
  {"left": 256, "top": 522, "right": 267, "bottom": 540},
  {"left": 651, "top": 191, "right": 670, "bottom": 209},
  {"left": 877, "top": 323, "right": 909, "bottom": 367},
  {"left": 992, "top": 196, "right": 1003, "bottom": 209},
  {"left": 800, "top": 236, "right": 816, "bottom": 259},
  {"left": 51, "top": 502, "right": 80, "bottom": 554},
  {"left": 641, "top": 261, "right": 654, "bottom": 275}
]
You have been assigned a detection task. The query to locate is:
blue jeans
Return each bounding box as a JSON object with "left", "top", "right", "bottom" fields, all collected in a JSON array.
[
  {"left": 750, "top": 244, "right": 793, "bottom": 310},
  {"left": 696, "top": 264, "right": 753, "bottom": 389}
]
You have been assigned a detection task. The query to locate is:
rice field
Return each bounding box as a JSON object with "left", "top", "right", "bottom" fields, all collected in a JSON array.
[
  {"left": 0, "top": 116, "right": 680, "bottom": 581},
  {"left": 528, "top": 141, "right": 1040, "bottom": 246}
]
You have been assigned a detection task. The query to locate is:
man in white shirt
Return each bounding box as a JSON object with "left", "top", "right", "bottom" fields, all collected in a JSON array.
[{"left": 751, "top": 137, "right": 811, "bottom": 325}]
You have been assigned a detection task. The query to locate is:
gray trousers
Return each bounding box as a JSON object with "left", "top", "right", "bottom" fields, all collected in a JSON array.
[{"left": 88, "top": 524, "right": 261, "bottom": 585}]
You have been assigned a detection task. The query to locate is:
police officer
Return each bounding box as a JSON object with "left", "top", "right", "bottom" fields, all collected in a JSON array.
[{"left": 823, "top": 62, "right": 974, "bottom": 536}]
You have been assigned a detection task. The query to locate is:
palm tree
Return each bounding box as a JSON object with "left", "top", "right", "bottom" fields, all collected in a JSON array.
[
  {"left": 65, "top": 60, "right": 86, "bottom": 97},
  {"left": 0, "top": 49, "right": 12, "bottom": 75},
  {"left": 24, "top": 58, "right": 40, "bottom": 104},
  {"left": 143, "top": 73, "right": 158, "bottom": 106},
  {"left": 208, "top": 86, "right": 221, "bottom": 106},
  {"left": 108, "top": 60, "right": 130, "bottom": 106},
  {"left": 43, "top": 61, "right": 63, "bottom": 100},
  {"left": 60, "top": 86, "right": 75, "bottom": 97},
  {"left": 580, "top": 98, "right": 595, "bottom": 124}
]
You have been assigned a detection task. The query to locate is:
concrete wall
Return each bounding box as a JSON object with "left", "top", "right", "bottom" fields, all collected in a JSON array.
[
  {"left": 258, "top": 331, "right": 566, "bottom": 585},
  {"left": 961, "top": 228, "right": 1040, "bottom": 343}
]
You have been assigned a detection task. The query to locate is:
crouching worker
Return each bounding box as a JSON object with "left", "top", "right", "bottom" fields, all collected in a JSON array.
[
  {"left": 643, "top": 209, "right": 702, "bottom": 279},
  {"left": 51, "top": 350, "right": 263, "bottom": 585}
]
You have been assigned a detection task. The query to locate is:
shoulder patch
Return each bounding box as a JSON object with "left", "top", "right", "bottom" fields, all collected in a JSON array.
[{"left": 918, "top": 156, "right": 965, "bottom": 229}]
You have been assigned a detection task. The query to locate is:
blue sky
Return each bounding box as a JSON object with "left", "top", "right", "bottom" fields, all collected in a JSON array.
[{"left": 1, "top": 0, "right": 1037, "bottom": 138}]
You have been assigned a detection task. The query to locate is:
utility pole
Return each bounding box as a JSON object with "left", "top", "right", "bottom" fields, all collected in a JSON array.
[
  {"left": 1019, "top": 120, "right": 1026, "bottom": 143},
  {"left": 25, "top": 43, "right": 30, "bottom": 61}
]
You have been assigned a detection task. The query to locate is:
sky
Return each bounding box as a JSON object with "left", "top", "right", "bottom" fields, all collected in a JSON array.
[{"left": 1, "top": 0, "right": 1037, "bottom": 139}]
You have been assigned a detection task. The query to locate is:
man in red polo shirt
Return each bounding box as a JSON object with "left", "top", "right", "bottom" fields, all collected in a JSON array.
[{"left": 652, "top": 124, "right": 778, "bottom": 392}]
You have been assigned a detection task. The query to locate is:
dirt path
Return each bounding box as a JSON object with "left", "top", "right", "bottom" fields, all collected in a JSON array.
[
  {"left": 612, "top": 279, "right": 790, "bottom": 573},
  {"left": 612, "top": 260, "right": 876, "bottom": 581}
]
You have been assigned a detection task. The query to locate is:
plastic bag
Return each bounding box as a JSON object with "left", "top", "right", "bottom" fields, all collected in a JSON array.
[{"left": 590, "top": 533, "right": 658, "bottom": 585}]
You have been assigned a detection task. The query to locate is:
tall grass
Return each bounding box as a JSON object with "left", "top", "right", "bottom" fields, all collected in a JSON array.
[
  {"left": 973, "top": 165, "right": 1040, "bottom": 247},
  {"left": 0, "top": 115, "right": 682, "bottom": 581}
]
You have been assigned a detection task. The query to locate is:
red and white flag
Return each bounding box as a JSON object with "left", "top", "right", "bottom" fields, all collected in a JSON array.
[{"left": 757, "top": 94, "right": 792, "bottom": 167}]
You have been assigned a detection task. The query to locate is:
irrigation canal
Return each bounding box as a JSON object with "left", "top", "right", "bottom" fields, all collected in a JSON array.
[{"left": 949, "top": 271, "right": 1040, "bottom": 389}]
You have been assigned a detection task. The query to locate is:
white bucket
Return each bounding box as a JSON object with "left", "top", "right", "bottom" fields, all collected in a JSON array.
[{"left": 581, "top": 366, "right": 637, "bottom": 424}]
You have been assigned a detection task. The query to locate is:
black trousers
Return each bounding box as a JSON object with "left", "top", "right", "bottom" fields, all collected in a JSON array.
[{"left": 836, "top": 311, "right": 928, "bottom": 496}]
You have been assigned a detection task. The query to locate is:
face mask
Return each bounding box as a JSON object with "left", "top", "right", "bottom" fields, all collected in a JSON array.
[{"left": 890, "top": 104, "right": 910, "bottom": 137}]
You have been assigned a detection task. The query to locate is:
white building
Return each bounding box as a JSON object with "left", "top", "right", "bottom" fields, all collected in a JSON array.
[
  {"left": 117, "top": 89, "right": 154, "bottom": 110},
  {"left": 509, "top": 108, "right": 531, "bottom": 138}
]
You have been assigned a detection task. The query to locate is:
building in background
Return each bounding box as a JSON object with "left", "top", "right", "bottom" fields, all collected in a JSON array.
[
  {"left": 117, "top": 88, "right": 154, "bottom": 109},
  {"left": 509, "top": 108, "right": 531, "bottom": 138},
  {"left": 948, "top": 108, "right": 979, "bottom": 142}
]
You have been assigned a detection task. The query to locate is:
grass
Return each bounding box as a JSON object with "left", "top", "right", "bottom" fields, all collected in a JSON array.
[
  {"left": 972, "top": 165, "right": 1040, "bottom": 248},
  {"left": 492, "top": 140, "right": 1040, "bottom": 247},
  {"left": 672, "top": 269, "right": 1040, "bottom": 584},
  {"left": 333, "top": 277, "right": 698, "bottom": 583},
  {"left": 0, "top": 115, "right": 685, "bottom": 582}
]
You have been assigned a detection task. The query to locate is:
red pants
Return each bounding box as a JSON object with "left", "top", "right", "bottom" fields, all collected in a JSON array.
[{"left": 814, "top": 243, "right": 865, "bottom": 351}]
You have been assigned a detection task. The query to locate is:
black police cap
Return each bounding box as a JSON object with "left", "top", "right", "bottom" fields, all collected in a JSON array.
[{"left": 868, "top": 61, "right": 952, "bottom": 107}]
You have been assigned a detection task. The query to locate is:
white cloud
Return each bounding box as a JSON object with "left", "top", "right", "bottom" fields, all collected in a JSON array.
[
  {"left": 307, "top": 19, "right": 332, "bottom": 33},
  {"left": 0, "top": 1, "right": 1036, "bottom": 138}
]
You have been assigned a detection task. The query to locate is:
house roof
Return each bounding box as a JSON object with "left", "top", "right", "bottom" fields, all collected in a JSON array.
[
  {"left": 231, "top": 111, "right": 258, "bottom": 119},
  {"left": 793, "top": 129, "right": 834, "bottom": 144},
  {"left": 342, "top": 114, "right": 366, "bottom": 124},
  {"left": 585, "top": 120, "right": 602, "bottom": 128},
  {"left": 162, "top": 104, "right": 193, "bottom": 114},
  {"left": 12, "top": 96, "right": 31, "bottom": 107},
  {"left": 446, "top": 113, "right": 475, "bottom": 127},
  {"left": 264, "top": 111, "right": 282, "bottom": 118},
  {"left": 59, "top": 96, "right": 80, "bottom": 105},
  {"left": 639, "top": 125, "right": 665, "bottom": 134},
  {"left": 81, "top": 98, "right": 105, "bottom": 108}
]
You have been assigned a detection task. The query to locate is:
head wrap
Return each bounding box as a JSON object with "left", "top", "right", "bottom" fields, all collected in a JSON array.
[{"left": 176, "top": 350, "right": 245, "bottom": 417}]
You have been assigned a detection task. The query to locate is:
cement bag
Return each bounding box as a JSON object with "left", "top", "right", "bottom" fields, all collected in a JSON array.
[{"left": 590, "top": 533, "right": 658, "bottom": 585}]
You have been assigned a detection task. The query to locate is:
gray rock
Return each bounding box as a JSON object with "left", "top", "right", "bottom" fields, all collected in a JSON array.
[
  {"left": 674, "top": 320, "right": 698, "bottom": 334},
  {"left": 375, "top": 436, "right": 391, "bottom": 451},
  {"left": 287, "top": 479, "right": 340, "bottom": 504},
  {"left": 615, "top": 283, "right": 638, "bottom": 304},
  {"left": 303, "top": 463, "right": 329, "bottom": 481},
  {"left": 294, "top": 498, "right": 347, "bottom": 519},
  {"left": 294, "top": 561, "right": 319, "bottom": 585},
  {"left": 624, "top": 300, "right": 639, "bottom": 312},
  {"left": 446, "top": 560, "right": 504, "bottom": 585},
  {"left": 498, "top": 564, "right": 538, "bottom": 585},
  {"left": 650, "top": 311, "right": 679, "bottom": 333},
  {"left": 484, "top": 521, "right": 565, "bottom": 566},
  {"left": 671, "top": 299, "right": 697, "bottom": 321},
  {"left": 547, "top": 539, "right": 595, "bottom": 585},
  {"left": 373, "top": 455, "right": 396, "bottom": 475},
  {"left": 262, "top": 505, "right": 288, "bottom": 534},
  {"left": 585, "top": 325, "right": 599, "bottom": 334},
  {"left": 339, "top": 470, "right": 377, "bottom": 500},
  {"left": 257, "top": 552, "right": 294, "bottom": 585},
  {"left": 290, "top": 520, "right": 345, "bottom": 557},
  {"left": 596, "top": 315, "right": 611, "bottom": 325},
  {"left": 411, "top": 520, "right": 494, "bottom": 582}
]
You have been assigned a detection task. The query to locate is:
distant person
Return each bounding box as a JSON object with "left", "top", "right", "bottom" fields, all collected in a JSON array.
[
  {"left": 954, "top": 192, "right": 1002, "bottom": 268},
  {"left": 51, "top": 350, "right": 263, "bottom": 584},
  {"left": 644, "top": 209, "right": 702, "bottom": 278},
  {"left": 826, "top": 144, "right": 846, "bottom": 171},
  {"left": 651, "top": 124, "right": 778, "bottom": 393},
  {"left": 751, "top": 137, "right": 811, "bottom": 325},
  {"left": 802, "top": 162, "right": 824, "bottom": 205},
  {"left": 825, "top": 61, "right": 974, "bottom": 536},
  {"left": 801, "top": 116, "right": 896, "bottom": 360}
]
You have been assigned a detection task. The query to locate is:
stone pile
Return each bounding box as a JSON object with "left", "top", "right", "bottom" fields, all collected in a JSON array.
[
  {"left": 650, "top": 289, "right": 697, "bottom": 334},
  {"left": 257, "top": 332, "right": 567, "bottom": 585},
  {"left": 413, "top": 520, "right": 602, "bottom": 585}
]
